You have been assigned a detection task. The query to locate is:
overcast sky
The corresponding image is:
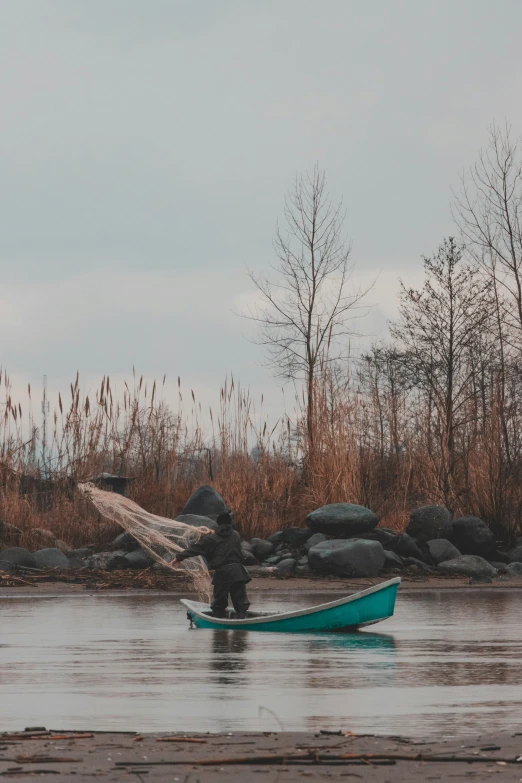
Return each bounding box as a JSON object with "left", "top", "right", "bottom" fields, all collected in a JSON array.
[{"left": 1, "top": 0, "right": 521, "bottom": 423}]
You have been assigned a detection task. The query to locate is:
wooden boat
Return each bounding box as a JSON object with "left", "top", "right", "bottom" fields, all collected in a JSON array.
[{"left": 181, "top": 577, "right": 400, "bottom": 633}]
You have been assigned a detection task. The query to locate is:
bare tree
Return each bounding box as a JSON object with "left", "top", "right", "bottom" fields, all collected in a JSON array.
[
  {"left": 454, "top": 124, "right": 522, "bottom": 347},
  {"left": 243, "top": 166, "right": 368, "bottom": 449},
  {"left": 390, "top": 238, "right": 493, "bottom": 509}
]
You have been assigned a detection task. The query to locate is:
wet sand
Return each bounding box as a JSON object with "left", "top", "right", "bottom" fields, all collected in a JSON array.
[
  {"left": 1, "top": 573, "right": 522, "bottom": 595},
  {"left": 1, "top": 729, "right": 521, "bottom": 782}
]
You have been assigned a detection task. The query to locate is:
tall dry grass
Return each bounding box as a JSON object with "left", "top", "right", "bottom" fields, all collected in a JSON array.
[{"left": 0, "top": 362, "right": 521, "bottom": 549}]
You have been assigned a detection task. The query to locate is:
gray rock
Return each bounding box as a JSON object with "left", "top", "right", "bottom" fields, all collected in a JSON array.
[
  {"left": 296, "top": 565, "right": 311, "bottom": 576},
  {"left": 241, "top": 541, "right": 254, "bottom": 552},
  {"left": 250, "top": 538, "right": 274, "bottom": 560},
  {"left": 452, "top": 516, "right": 495, "bottom": 556},
  {"left": 182, "top": 485, "right": 227, "bottom": 519},
  {"left": 386, "top": 533, "right": 428, "bottom": 563},
  {"left": 110, "top": 531, "right": 141, "bottom": 552},
  {"left": 67, "top": 557, "right": 86, "bottom": 570},
  {"left": 175, "top": 514, "right": 217, "bottom": 531},
  {"left": 506, "top": 562, "right": 522, "bottom": 576},
  {"left": 277, "top": 558, "right": 297, "bottom": 575},
  {"left": 33, "top": 548, "right": 70, "bottom": 570},
  {"left": 438, "top": 555, "right": 497, "bottom": 579},
  {"left": 304, "top": 533, "right": 327, "bottom": 552},
  {"left": 87, "top": 550, "right": 128, "bottom": 571},
  {"left": 281, "top": 528, "right": 313, "bottom": 548},
  {"left": 0, "top": 547, "right": 36, "bottom": 569},
  {"left": 68, "top": 547, "right": 93, "bottom": 560},
  {"left": 297, "top": 556, "right": 309, "bottom": 567},
  {"left": 0, "top": 521, "right": 22, "bottom": 546},
  {"left": 370, "top": 528, "right": 397, "bottom": 546},
  {"left": 308, "top": 539, "right": 385, "bottom": 578},
  {"left": 264, "top": 550, "right": 292, "bottom": 565},
  {"left": 490, "top": 561, "right": 508, "bottom": 574},
  {"left": 125, "top": 549, "right": 154, "bottom": 570},
  {"left": 508, "top": 545, "right": 522, "bottom": 563},
  {"left": 383, "top": 550, "right": 403, "bottom": 569},
  {"left": 267, "top": 531, "right": 284, "bottom": 545},
  {"left": 306, "top": 503, "right": 378, "bottom": 537},
  {"left": 241, "top": 548, "right": 258, "bottom": 566},
  {"left": 402, "top": 557, "right": 435, "bottom": 573},
  {"left": 406, "top": 505, "right": 452, "bottom": 544},
  {"left": 427, "top": 538, "right": 461, "bottom": 565}
]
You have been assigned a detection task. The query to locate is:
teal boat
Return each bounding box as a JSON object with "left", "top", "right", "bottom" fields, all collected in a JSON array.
[{"left": 181, "top": 577, "right": 400, "bottom": 633}]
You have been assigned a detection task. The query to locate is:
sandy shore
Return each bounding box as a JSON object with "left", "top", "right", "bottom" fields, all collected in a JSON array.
[
  {"left": 1, "top": 573, "right": 522, "bottom": 595},
  {"left": 1, "top": 729, "right": 521, "bottom": 782}
]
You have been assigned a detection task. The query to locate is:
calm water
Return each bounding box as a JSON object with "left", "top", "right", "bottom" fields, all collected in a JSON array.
[{"left": 1, "top": 589, "right": 521, "bottom": 737}]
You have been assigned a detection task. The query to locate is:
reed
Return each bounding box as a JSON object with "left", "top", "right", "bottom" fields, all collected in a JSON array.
[{"left": 0, "top": 363, "right": 521, "bottom": 549}]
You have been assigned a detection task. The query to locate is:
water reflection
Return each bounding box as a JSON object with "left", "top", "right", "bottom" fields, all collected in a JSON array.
[{"left": 0, "top": 589, "right": 521, "bottom": 737}]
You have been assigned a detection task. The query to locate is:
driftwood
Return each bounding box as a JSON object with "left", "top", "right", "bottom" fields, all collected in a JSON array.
[{"left": 115, "top": 750, "right": 522, "bottom": 766}]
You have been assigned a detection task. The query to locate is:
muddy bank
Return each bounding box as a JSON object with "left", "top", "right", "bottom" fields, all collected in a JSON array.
[
  {"left": 1, "top": 729, "right": 521, "bottom": 782},
  {"left": 1, "top": 572, "right": 522, "bottom": 596}
]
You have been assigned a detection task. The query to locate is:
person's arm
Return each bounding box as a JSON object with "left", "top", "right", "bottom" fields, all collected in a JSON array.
[{"left": 176, "top": 534, "right": 213, "bottom": 562}]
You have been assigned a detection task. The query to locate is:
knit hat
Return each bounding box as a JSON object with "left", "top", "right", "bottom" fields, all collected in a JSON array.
[{"left": 216, "top": 511, "right": 233, "bottom": 526}]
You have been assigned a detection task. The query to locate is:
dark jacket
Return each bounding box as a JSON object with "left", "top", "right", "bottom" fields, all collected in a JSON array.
[{"left": 176, "top": 524, "right": 251, "bottom": 586}]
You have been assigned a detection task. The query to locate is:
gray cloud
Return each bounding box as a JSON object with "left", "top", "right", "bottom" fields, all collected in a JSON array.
[{"left": 1, "top": 0, "right": 521, "bottom": 416}]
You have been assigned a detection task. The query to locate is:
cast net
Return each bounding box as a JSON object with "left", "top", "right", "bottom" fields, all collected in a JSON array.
[{"left": 78, "top": 483, "right": 212, "bottom": 600}]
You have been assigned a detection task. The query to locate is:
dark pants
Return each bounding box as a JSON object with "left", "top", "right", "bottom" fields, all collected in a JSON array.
[{"left": 211, "top": 580, "right": 250, "bottom": 617}]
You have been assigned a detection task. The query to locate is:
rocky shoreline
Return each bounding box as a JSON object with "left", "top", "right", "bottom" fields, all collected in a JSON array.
[
  {"left": 2, "top": 484, "right": 522, "bottom": 588},
  {"left": 0, "top": 728, "right": 521, "bottom": 782}
]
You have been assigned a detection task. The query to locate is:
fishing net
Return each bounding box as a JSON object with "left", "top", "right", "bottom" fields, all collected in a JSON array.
[{"left": 78, "top": 483, "right": 212, "bottom": 600}]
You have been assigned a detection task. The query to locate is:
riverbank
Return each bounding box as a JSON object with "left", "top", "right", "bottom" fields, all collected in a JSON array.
[
  {"left": 1, "top": 572, "right": 522, "bottom": 595},
  {"left": 1, "top": 728, "right": 521, "bottom": 782}
]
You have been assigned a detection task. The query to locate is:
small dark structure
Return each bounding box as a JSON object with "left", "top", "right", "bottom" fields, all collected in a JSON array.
[{"left": 89, "top": 473, "right": 131, "bottom": 496}]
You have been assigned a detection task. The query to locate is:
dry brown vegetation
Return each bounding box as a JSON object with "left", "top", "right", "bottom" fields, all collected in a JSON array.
[{"left": 0, "top": 358, "right": 521, "bottom": 551}]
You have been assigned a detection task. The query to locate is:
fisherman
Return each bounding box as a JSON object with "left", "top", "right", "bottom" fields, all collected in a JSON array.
[{"left": 174, "top": 510, "right": 251, "bottom": 619}]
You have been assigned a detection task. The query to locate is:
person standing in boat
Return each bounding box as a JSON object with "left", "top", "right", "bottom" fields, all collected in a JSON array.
[{"left": 175, "top": 510, "right": 251, "bottom": 619}]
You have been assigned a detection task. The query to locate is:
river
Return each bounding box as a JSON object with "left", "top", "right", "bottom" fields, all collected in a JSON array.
[{"left": 1, "top": 589, "right": 521, "bottom": 737}]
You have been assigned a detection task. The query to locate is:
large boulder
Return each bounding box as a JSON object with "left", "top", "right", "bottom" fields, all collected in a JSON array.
[
  {"left": 250, "top": 538, "right": 274, "bottom": 561},
  {"left": 110, "top": 532, "right": 141, "bottom": 552},
  {"left": 33, "top": 548, "right": 70, "bottom": 570},
  {"left": 383, "top": 550, "right": 403, "bottom": 570},
  {"left": 508, "top": 545, "right": 522, "bottom": 564},
  {"left": 240, "top": 546, "right": 257, "bottom": 566},
  {"left": 281, "top": 527, "right": 313, "bottom": 548},
  {"left": 308, "top": 539, "right": 385, "bottom": 578},
  {"left": 87, "top": 551, "right": 128, "bottom": 571},
  {"left": 386, "top": 533, "right": 428, "bottom": 563},
  {"left": 124, "top": 549, "right": 153, "bottom": 570},
  {"left": 427, "top": 539, "right": 461, "bottom": 565},
  {"left": 0, "top": 547, "right": 36, "bottom": 569},
  {"left": 181, "top": 485, "right": 227, "bottom": 520},
  {"left": 438, "top": 555, "right": 497, "bottom": 579},
  {"left": 0, "top": 521, "right": 22, "bottom": 547},
  {"left": 452, "top": 516, "right": 495, "bottom": 556},
  {"left": 267, "top": 531, "right": 284, "bottom": 545},
  {"left": 406, "top": 506, "right": 452, "bottom": 544},
  {"left": 506, "top": 562, "right": 522, "bottom": 576},
  {"left": 306, "top": 504, "right": 378, "bottom": 537},
  {"left": 304, "top": 533, "right": 327, "bottom": 552},
  {"left": 277, "top": 558, "right": 297, "bottom": 576},
  {"left": 175, "top": 514, "right": 217, "bottom": 531}
]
